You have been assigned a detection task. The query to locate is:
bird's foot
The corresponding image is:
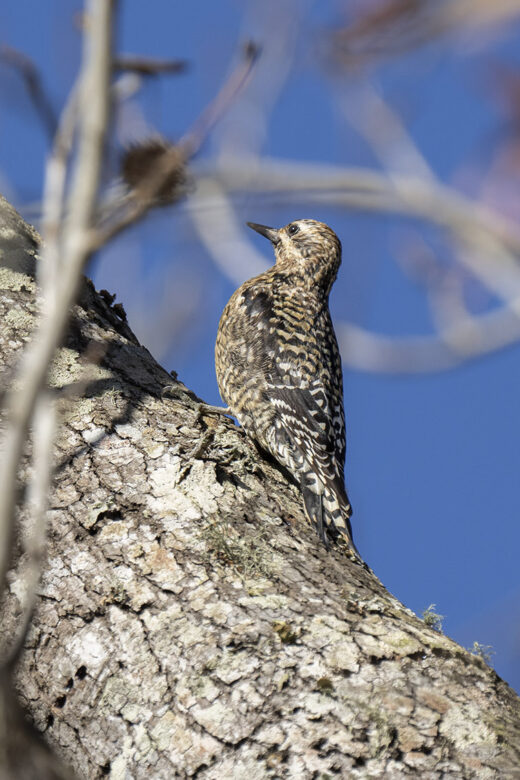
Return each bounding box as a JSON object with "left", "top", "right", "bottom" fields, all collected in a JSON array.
[
  {"left": 162, "top": 384, "right": 231, "bottom": 418},
  {"left": 193, "top": 403, "right": 233, "bottom": 426},
  {"left": 197, "top": 403, "right": 232, "bottom": 417}
]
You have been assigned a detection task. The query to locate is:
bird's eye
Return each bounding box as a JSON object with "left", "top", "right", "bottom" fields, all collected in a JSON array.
[{"left": 288, "top": 224, "right": 300, "bottom": 236}]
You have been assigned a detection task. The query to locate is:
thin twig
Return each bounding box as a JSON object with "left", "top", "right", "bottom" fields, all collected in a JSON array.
[
  {"left": 179, "top": 41, "right": 260, "bottom": 159},
  {"left": 39, "top": 83, "right": 81, "bottom": 300},
  {"left": 0, "top": 45, "right": 57, "bottom": 140},
  {"left": 4, "top": 393, "right": 56, "bottom": 668},
  {"left": 113, "top": 55, "right": 187, "bottom": 76},
  {"left": 91, "top": 41, "right": 259, "bottom": 252}
]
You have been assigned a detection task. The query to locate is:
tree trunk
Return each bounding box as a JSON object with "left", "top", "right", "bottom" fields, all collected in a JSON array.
[{"left": 1, "top": 195, "right": 519, "bottom": 779}]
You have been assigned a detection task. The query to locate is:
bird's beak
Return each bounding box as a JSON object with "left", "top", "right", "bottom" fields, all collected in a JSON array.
[{"left": 247, "top": 222, "right": 280, "bottom": 245}]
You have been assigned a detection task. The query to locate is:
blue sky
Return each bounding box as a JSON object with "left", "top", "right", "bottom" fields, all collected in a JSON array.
[{"left": 2, "top": 1, "right": 520, "bottom": 692}]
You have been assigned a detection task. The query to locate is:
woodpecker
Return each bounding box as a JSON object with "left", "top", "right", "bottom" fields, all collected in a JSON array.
[{"left": 215, "top": 219, "right": 360, "bottom": 559}]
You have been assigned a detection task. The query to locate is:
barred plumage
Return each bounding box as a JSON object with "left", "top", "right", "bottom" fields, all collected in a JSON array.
[{"left": 215, "top": 219, "right": 360, "bottom": 559}]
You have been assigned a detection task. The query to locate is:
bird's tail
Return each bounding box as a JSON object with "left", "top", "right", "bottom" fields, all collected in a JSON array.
[{"left": 302, "top": 479, "right": 361, "bottom": 561}]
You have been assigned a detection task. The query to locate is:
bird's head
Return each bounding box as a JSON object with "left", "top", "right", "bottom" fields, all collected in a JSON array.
[{"left": 247, "top": 219, "right": 342, "bottom": 293}]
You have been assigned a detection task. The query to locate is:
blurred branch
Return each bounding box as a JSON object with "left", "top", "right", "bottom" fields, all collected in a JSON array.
[
  {"left": 193, "top": 155, "right": 520, "bottom": 371},
  {"left": 187, "top": 178, "right": 268, "bottom": 285},
  {"left": 338, "top": 80, "right": 520, "bottom": 361},
  {"left": 39, "top": 84, "right": 81, "bottom": 296},
  {"left": 339, "top": 83, "right": 435, "bottom": 180},
  {"left": 92, "top": 41, "right": 259, "bottom": 250},
  {"left": 198, "top": 157, "right": 520, "bottom": 256},
  {"left": 395, "top": 235, "right": 472, "bottom": 339},
  {"left": 180, "top": 41, "right": 260, "bottom": 159},
  {"left": 0, "top": 0, "right": 115, "bottom": 641},
  {"left": 330, "top": 0, "right": 520, "bottom": 66},
  {"left": 5, "top": 393, "right": 56, "bottom": 668},
  {"left": 337, "top": 300, "right": 520, "bottom": 373},
  {"left": 339, "top": 83, "right": 465, "bottom": 331},
  {"left": 339, "top": 83, "right": 520, "bottom": 298},
  {"left": 0, "top": 44, "right": 57, "bottom": 141},
  {"left": 113, "top": 54, "right": 187, "bottom": 76},
  {"left": 215, "top": 2, "right": 303, "bottom": 161}
]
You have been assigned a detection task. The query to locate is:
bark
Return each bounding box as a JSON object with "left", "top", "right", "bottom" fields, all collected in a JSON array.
[{"left": 1, "top": 194, "right": 519, "bottom": 779}]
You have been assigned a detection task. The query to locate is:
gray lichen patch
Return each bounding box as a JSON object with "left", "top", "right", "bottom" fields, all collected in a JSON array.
[
  {"left": 190, "top": 696, "right": 259, "bottom": 744},
  {"left": 47, "top": 347, "right": 82, "bottom": 387},
  {"left": 212, "top": 649, "right": 260, "bottom": 685},
  {"left": 4, "top": 304, "right": 36, "bottom": 332},
  {"left": 0, "top": 266, "right": 36, "bottom": 292},
  {"left": 439, "top": 702, "right": 497, "bottom": 746},
  {"left": 151, "top": 711, "right": 191, "bottom": 752}
]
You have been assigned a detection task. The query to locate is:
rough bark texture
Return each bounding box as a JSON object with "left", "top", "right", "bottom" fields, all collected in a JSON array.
[{"left": 1, "top": 195, "right": 520, "bottom": 779}]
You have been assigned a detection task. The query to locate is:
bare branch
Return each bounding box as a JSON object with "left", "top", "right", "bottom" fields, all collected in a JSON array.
[
  {"left": 337, "top": 81, "right": 520, "bottom": 364},
  {"left": 337, "top": 301, "right": 520, "bottom": 373},
  {"left": 187, "top": 178, "right": 268, "bottom": 285},
  {"left": 196, "top": 157, "right": 520, "bottom": 257},
  {"left": 113, "top": 54, "right": 187, "bottom": 76},
  {"left": 92, "top": 41, "right": 260, "bottom": 251},
  {"left": 5, "top": 393, "right": 56, "bottom": 668},
  {"left": 0, "top": 44, "right": 57, "bottom": 140},
  {"left": 179, "top": 41, "right": 259, "bottom": 159},
  {"left": 339, "top": 82, "right": 436, "bottom": 181},
  {"left": 39, "top": 84, "right": 81, "bottom": 299},
  {"left": 329, "top": 0, "right": 520, "bottom": 66},
  {"left": 0, "top": 0, "right": 115, "bottom": 607}
]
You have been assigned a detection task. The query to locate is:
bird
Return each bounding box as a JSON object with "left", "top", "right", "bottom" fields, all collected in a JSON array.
[{"left": 215, "top": 218, "right": 361, "bottom": 560}]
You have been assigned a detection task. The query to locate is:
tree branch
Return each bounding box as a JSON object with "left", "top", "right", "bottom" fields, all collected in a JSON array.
[
  {"left": 195, "top": 158, "right": 520, "bottom": 256},
  {"left": 0, "top": 0, "right": 115, "bottom": 627}
]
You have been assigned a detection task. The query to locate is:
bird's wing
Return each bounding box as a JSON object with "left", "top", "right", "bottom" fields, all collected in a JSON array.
[
  {"left": 237, "top": 283, "right": 346, "bottom": 481},
  {"left": 266, "top": 378, "right": 357, "bottom": 552},
  {"left": 266, "top": 380, "right": 344, "bottom": 484}
]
